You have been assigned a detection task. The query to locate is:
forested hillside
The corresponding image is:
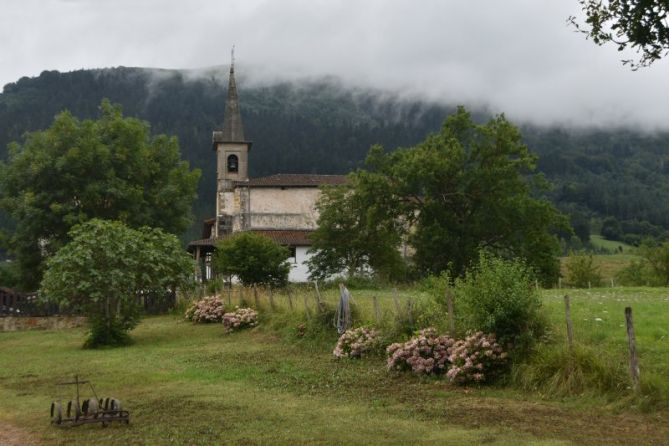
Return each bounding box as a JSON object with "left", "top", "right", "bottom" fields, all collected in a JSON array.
[{"left": 2, "top": 67, "right": 669, "bottom": 244}]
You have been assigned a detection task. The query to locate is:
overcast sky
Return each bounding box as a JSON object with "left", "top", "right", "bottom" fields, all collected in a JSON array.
[{"left": 1, "top": 0, "right": 668, "bottom": 130}]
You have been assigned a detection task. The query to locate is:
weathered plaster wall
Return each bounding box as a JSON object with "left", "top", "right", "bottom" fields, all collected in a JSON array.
[{"left": 248, "top": 188, "right": 320, "bottom": 230}]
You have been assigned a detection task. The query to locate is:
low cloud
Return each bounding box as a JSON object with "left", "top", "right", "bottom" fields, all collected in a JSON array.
[{"left": 2, "top": 0, "right": 668, "bottom": 130}]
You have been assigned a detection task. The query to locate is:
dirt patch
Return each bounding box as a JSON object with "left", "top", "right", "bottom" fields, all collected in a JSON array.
[{"left": 0, "top": 422, "right": 42, "bottom": 446}]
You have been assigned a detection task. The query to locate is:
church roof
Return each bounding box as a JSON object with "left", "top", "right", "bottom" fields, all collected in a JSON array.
[
  {"left": 187, "top": 230, "right": 314, "bottom": 251},
  {"left": 251, "top": 229, "right": 314, "bottom": 246},
  {"left": 237, "top": 174, "right": 348, "bottom": 188},
  {"left": 214, "top": 55, "right": 248, "bottom": 145}
]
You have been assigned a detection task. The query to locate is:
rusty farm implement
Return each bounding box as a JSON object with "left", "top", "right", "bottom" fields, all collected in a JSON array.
[{"left": 50, "top": 375, "right": 130, "bottom": 427}]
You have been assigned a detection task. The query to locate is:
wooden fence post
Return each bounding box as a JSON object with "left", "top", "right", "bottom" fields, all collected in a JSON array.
[
  {"left": 392, "top": 288, "right": 401, "bottom": 315},
  {"left": 303, "top": 292, "right": 311, "bottom": 319},
  {"left": 406, "top": 297, "right": 414, "bottom": 329},
  {"left": 446, "top": 288, "right": 455, "bottom": 336},
  {"left": 625, "top": 306, "right": 640, "bottom": 394},
  {"left": 313, "top": 281, "right": 322, "bottom": 311},
  {"left": 227, "top": 280, "right": 232, "bottom": 306},
  {"left": 564, "top": 294, "right": 574, "bottom": 352},
  {"left": 372, "top": 295, "right": 381, "bottom": 324},
  {"left": 253, "top": 284, "right": 260, "bottom": 309},
  {"left": 268, "top": 286, "right": 276, "bottom": 311},
  {"left": 286, "top": 287, "right": 294, "bottom": 311}
]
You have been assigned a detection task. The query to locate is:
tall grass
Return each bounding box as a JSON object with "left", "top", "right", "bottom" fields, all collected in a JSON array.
[{"left": 180, "top": 283, "right": 669, "bottom": 408}]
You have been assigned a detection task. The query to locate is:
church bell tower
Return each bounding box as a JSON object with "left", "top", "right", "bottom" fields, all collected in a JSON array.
[{"left": 212, "top": 48, "right": 252, "bottom": 237}]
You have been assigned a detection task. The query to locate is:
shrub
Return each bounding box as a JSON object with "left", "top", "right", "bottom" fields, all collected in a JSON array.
[
  {"left": 454, "top": 251, "right": 544, "bottom": 353},
  {"left": 333, "top": 327, "right": 382, "bottom": 359},
  {"left": 222, "top": 307, "right": 258, "bottom": 333},
  {"left": 512, "top": 344, "right": 627, "bottom": 397},
  {"left": 41, "top": 219, "right": 193, "bottom": 348},
  {"left": 185, "top": 296, "right": 226, "bottom": 323},
  {"left": 386, "top": 328, "right": 455, "bottom": 375},
  {"left": 446, "top": 331, "right": 507, "bottom": 384},
  {"left": 214, "top": 232, "right": 290, "bottom": 287},
  {"left": 564, "top": 252, "right": 602, "bottom": 288},
  {"left": 616, "top": 258, "right": 659, "bottom": 286}
]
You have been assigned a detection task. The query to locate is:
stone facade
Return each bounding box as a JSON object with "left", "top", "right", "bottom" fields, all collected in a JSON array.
[{"left": 1, "top": 316, "right": 86, "bottom": 332}]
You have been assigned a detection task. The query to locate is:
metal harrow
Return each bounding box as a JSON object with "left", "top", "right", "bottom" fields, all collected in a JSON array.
[{"left": 50, "top": 375, "right": 130, "bottom": 427}]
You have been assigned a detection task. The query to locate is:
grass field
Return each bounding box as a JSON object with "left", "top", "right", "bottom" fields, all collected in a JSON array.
[
  {"left": 1, "top": 287, "right": 669, "bottom": 445},
  {"left": 560, "top": 253, "right": 641, "bottom": 284},
  {"left": 589, "top": 235, "right": 636, "bottom": 254}
]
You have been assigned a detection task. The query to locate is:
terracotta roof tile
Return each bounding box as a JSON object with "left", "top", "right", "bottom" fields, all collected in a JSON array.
[
  {"left": 236, "top": 174, "right": 347, "bottom": 188},
  {"left": 251, "top": 230, "right": 314, "bottom": 246},
  {"left": 188, "top": 230, "right": 314, "bottom": 251}
]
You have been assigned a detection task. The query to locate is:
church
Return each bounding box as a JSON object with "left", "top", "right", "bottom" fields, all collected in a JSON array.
[{"left": 187, "top": 60, "right": 346, "bottom": 282}]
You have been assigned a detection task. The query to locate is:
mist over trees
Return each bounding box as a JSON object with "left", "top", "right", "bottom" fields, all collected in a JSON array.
[{"left": 2, "top": 67, "right": 669, "bottom": 249}]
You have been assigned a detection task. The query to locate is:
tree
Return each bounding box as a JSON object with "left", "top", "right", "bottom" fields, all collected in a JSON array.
[
  {"left": 601, "top": 216, "right": 623, "bottom": 241},
  {"left": 570, "top": 0, "right": 669, "bottom": 69},
  {"left": 213, "top": 232, "right": 290, "bottom": 287},
  {"left": 0, "top": 99, "right": 200, "bottom": 289},
  {"left": 639, "top": 239, "right": 669, "bottom": 285},
  {"left": 316, "top": 107, "right": 566, "bottom": 284},
  {"left": 40, "top": 219, "right": 193, "bottom": 347},
  {"left": 564, "top": 251, "right": 603, "bottom": 287},
  {"left": 307, "top": 181, "right": 406, "bottom": 281}
]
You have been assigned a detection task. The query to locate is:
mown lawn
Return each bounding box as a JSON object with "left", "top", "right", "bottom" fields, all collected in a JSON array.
[{"left": 1, "top": 287, "right": 669, "bottom": 445}]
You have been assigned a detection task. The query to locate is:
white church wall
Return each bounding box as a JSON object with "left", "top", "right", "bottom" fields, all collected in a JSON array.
[{"left": 289, "top": 246, "right": 313, "bottom": 282}]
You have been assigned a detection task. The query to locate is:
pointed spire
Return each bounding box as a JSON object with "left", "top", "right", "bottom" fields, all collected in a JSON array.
[{"left": 221, "top": 45, "right": 245, "bottom": 141}]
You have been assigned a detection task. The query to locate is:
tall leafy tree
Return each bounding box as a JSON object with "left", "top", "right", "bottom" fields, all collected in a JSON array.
[
  {"left": 313, "top": 107, "right": 567, "bottom": 284},
  {"left": 307, "top": 181, "right": 405, "bottom": 281},
  {"left": 41, "top": 219, "right": 193, "bottom": 347},
  {"left": 0, "top": 99, "right": 200, "bottom": 289}
]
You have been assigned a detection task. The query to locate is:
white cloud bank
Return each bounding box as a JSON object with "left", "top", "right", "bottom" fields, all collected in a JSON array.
[{"left": 1, "top": 0, "right": 668, "bottom": 129}]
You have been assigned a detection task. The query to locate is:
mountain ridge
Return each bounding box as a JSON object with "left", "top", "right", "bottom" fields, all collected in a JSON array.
[{"left": 2, "top": 66, "right": 669, "bottom": 245}]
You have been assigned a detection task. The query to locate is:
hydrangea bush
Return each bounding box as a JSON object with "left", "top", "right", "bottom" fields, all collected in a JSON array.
[
  {"left": 222, "top": 307, "right": 258, "bottom": 333},
  {"left": 386, "top": 328, "right": 508, "bottom": 384},
  {"left": 333, "top": 327, "right": 381, "bottom": 359},
  {"left": 386, "top": 328, "right": 455, "bottom": 375},
  {"left": 446, "top": 331, "right": 507, "bottom": 384},
  {"left": 184, "top": 296, "right": 226, "bottom": 323}
]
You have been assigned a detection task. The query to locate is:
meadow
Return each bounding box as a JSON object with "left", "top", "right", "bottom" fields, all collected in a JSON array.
[{"left": 1, "top": 286, "right": 669, "bottom": 445}]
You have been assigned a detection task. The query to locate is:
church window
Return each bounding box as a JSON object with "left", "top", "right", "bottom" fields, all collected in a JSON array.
[{"left": 227, "top": 154, "right": 239, "bottom": 173}]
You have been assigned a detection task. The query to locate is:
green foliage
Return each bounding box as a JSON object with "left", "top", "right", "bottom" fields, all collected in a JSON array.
[
  {"left": 0, "top": 99, "right": 200, "bottom": 290},
  {"left": 513, "top": 344, "right": 627, "bottom": 397},
  {"left": 639, "top": 241, "right": 669, "bottom": 286},
  {"left": 616, "top": 258, "right": 659, "bottom": 286},
  {"left": 40, "top": 219, "right": 193, "bottom": 347},
  {"left": 454, "top": 252, "right": 545, "bottom": 353},
  {"left": 570, "top": 0, "right": 669, "bottom": 69},
  {"left": 338, "top": 107, "right": 566, "bottom": 284},
  {"left": 564, "top": 252, "right": 602, "bottom": 288},
  {"left": 0, "top": 260, "right": 19, "bottom": 288},
  {"left": 214, "top": 232, "right": 290, "bottom": 287},
  {"left": 307, "top": 181, "right": 406, "bottom": 281}
]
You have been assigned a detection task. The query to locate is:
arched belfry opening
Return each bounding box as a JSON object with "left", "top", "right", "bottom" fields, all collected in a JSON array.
[{"left": 227, "top": 154, "right": 238, "bottom": 172}]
